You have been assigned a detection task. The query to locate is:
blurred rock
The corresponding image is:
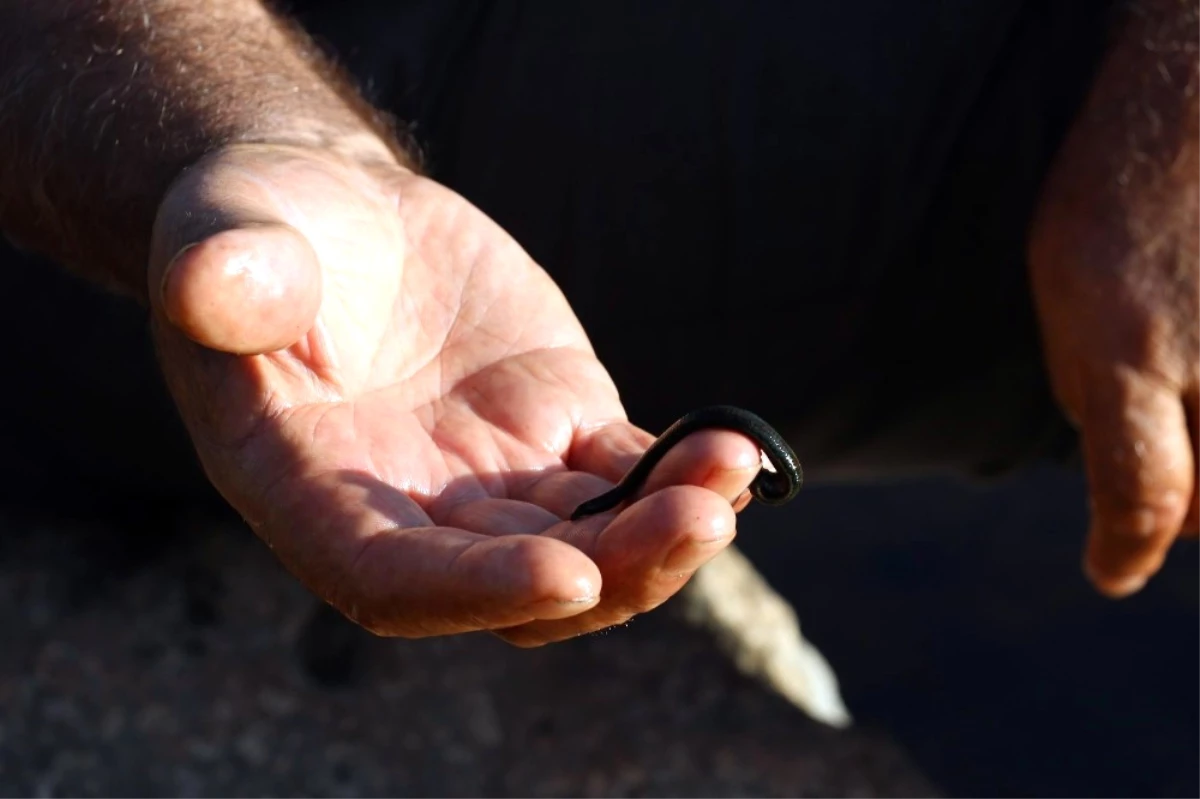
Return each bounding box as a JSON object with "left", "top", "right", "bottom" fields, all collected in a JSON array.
[
  {"left": 0, "top": 508, "right": 934, "bottom": 797},
  {"left": 679, "top": 545, "right": 851, "bottom": 728}
]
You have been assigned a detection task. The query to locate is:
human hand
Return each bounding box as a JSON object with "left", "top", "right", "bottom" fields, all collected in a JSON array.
[
  {"left": 148, "top": 143, "right": 764, "bottom": 644},
  {"left": 1029, "top": 11, "right": 1198, "bottom": 597},
  {"left": 1031, "top": 165, "right": 1198, "bottom": 598}
]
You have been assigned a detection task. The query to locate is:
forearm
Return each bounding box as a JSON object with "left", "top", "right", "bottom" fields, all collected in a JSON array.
[
  {"left": 1028, "top": 0, "right": 1198, "bottom": 597},
  {"left": 1042, "top": 0, "right": 1197, "bottom": 228},
  {"left": 0, "top": 0, "right": 412, "bottom": 299}
]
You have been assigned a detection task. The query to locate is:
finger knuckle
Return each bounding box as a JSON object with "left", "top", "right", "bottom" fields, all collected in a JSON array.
[
  {"left": 1094, "top": 485, "right": 1190, "bottom": 537},
  {"left": 1127, "top": 309, "right": 1180, "bottom": 370}
]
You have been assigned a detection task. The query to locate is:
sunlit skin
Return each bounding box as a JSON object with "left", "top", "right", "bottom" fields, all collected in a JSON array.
[
  {"left": 148, "top": 144, "right": 766, "bottom": 645},
  {"left": 1028, "top": 0, "right": 1199, "bottom": 596},
  {"left": 0, "top": 0, "right": 1195, "bottom": 646}
]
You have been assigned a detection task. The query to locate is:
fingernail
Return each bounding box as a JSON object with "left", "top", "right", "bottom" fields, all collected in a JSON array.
[
  {"left": 569, "top": 573, "right": 598, "bottom": 602},
  {"left": 662, "top": 535, "right": 730, "bottom": 574},
  {"left": 160, "top": 242, "right": 199, "bottom": 301},
  {"left": 524, "top": 591, "right": 599, "bottom": 620},
  {"left": 524, "top": 573, "right": 599, "bottom": 617}
]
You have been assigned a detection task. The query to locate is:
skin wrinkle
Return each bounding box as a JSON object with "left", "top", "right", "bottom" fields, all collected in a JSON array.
[
  {"left": 304, "top": 323, "right": 343, "bottom": 394},
  {"left": 340, "top": 528, "right": 396, "bottom": 631},
  {"left": 218, "top": 427, "right": 291, "bottom": 516},
  {"left": 305, "top": 403, "right": 351, "bottom": 471},
  {"left": 439, "top": 243, "right": 577, "bottom": 378},
  {"left": 442, "top": 317, "right": 528, "bottom": 376},
  {"left": 435, "top": 258, "right": 480, "bottom": 387},
  {"left": 213, "top": 382, "right": 303, "bottom": 494},
  {"left": 386, "top": 274, "right": 451, "bottom": 388},
  {"left": 444, "top": 352, "right": 571, "bottom": 454},
  {"left": 377, "top": 208, "right": 464, "bottom": 384},
  {"left": 424, "top": 396, "right": 507, "bottom": 504}
]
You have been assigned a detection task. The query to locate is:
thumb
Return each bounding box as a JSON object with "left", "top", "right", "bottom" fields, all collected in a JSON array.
[{"left": 148, "top": 169, "right": 322, "bottom": 356}]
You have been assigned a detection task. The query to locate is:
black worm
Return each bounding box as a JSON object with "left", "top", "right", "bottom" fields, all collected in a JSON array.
[{"left": 570, "top": 405, "right": 803, "bottom": 521}]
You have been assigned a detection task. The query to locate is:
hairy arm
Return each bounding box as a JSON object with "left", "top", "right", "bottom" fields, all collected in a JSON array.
[
  {"left": 0, "top": 0, "right": 410, "bottom": 299},
  {"left": 1040, "top": 0, "right": 1197, "bottom": 240},
  {"left": 1031, "top": 0, "right": 1199, "bottom": 595}
]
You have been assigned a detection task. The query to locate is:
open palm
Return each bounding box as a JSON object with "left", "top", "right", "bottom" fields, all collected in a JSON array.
[{"left": 148, "top": 145, "right": 761, "bottom": 645}]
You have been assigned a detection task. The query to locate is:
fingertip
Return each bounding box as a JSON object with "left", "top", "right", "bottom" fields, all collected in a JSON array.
[
  {"left": 1082, "top": 499, "right": 1187, "bottom": 596},
  {"left": 158, "top": 224, "right": 322, "bottom": 354},
  {"left": 1076, "top": 378, "right": 1195, "bottom": 600},
  {"left": 1083, "top": 556, "right": 1148, "bottom": 599},
  {"left": 1082, "top": 520, "right": 1166, "bottom": 599}
]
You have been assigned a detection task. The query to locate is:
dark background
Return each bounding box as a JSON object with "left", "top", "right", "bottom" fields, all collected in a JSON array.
[
  {"left": 1, "top": 463, "right": 1195, "bottom": 796},
  {"left": 741, "top": 467, "right": 1199, "bottom": 797},
  {"left": 1, "top": 1, "right": 1195, "bottom": 794}
]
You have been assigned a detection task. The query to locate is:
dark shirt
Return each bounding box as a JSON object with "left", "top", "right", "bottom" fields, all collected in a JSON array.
[
  {"left": 0, "top": 1, "right": 1116, "bottom": 503},
  {"left": 289, "top": 1, "right": 1112, "bottom": 476}
]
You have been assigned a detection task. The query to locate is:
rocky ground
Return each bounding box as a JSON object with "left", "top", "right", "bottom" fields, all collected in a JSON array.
[
  {"left": 0, "top": 464, "right": 1195, "bottom": 797},
  {"left": 0, "top": 504, "right": 932, "bottom": 797}
]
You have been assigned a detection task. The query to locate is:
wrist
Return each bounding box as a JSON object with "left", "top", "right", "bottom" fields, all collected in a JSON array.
[
  {"left": 232, "top": 125, "right": 417, "bottom": 175},
  {"left": 0, "top": 0, "right": 419, "bottom": 300}
]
